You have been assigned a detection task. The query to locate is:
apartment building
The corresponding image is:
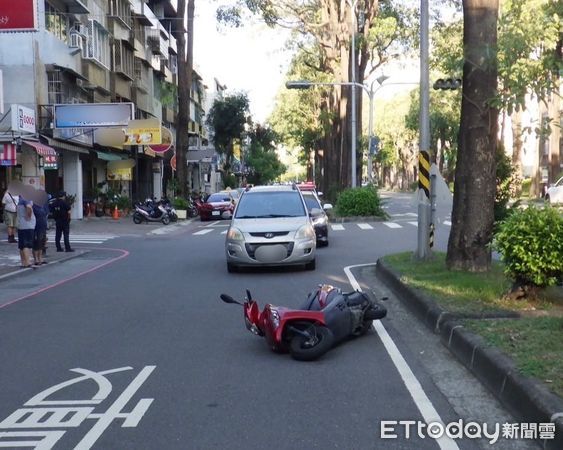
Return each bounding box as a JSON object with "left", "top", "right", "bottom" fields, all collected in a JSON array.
[{"left": 0, "top": 0, "right": 208, "bottom": 218}]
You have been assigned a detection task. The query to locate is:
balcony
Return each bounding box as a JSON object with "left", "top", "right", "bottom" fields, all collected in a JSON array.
[
  {"left": 146, "top": 28, "right": 168, "bottom": 57},
  {"left": 59, "top": 0, "right": 89, "bottom": 14}
]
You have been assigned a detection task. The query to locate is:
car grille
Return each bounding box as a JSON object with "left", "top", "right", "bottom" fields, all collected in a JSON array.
[
  {"left": 249, "top": 231, "right": 289, "bottom": 238},
  {"left": 245, "top": 242, "right": 294, "bottom": 260}
]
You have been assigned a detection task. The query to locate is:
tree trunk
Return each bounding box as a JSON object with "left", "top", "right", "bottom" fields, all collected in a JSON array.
[
  {"left": 446, "top": 0, "right": 499, "bottom": 272},
  {"left": 174, "top": 0, "right": 193, "bottom": 198}
]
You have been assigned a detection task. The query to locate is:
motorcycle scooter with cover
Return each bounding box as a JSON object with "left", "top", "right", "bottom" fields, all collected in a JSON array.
[{"left": 220, "top": 284, "right": 387, "bottom": 361}]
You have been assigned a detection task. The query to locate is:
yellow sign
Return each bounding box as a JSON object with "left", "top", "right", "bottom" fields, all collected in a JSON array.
[
  {"left": 233, "top": 139, "right": 241, "bottom": 161},
  {"left": 123, "top": 119, "right": 162, "bottom": 145},
  {"left": 107, "top": 168, "right": 132, "bottom": 181}
]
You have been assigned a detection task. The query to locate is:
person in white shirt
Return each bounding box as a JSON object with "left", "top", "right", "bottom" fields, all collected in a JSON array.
[{"left": 2, "top": 189, "right": 19, "bottom": 243}]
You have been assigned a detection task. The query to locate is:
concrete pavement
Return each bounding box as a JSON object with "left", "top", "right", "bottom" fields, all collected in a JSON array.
[{"left": 0, "top": 215, "right": 193, "bottom": 278}]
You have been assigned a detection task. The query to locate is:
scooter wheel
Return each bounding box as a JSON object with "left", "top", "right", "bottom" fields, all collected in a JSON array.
[
  {"left": 161, "top": 215, "right": 171, "bottom": 225},
  {"left": 289, "top": 325, "right": 334, "bottom": 361},
  {"left": 133, "top": 213, "right": 143, "bottom": 224}
]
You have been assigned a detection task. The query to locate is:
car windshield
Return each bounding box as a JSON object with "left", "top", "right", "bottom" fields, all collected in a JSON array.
[
  {"left": 235, "top": 191, "right": 306, "bottom": 219},
  {"left": 207, "top": 193, "right": 231, "bottom": 203},
  {"left": 302, "top": 194, "right": 321, "bottom": 211}
]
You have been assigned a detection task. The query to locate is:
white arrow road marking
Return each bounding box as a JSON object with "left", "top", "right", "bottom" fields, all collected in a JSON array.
[{"left": 344, "top": 264, "right": 460, "bottom": 450}]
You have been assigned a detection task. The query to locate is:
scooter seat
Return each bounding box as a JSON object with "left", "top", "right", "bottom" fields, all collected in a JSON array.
[{"left": 344, "top": 291, "right": 370, "bottom": 307}]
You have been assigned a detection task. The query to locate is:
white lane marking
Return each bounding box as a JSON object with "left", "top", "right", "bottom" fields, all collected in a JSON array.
[
  {"left": 357, "top": 223, "right": 373, "bottom": 230},
  {"left": 408, "top": 221, "right": 418, "bottom": 227},
  {"left": 391, "top": 212, "right": 418, "bottom": 217},
  {"left": 193, "top": 229, "right": 213, "bottom": 235},
  {"left": 344, "top": 264, "right": 460, "bottom": 450},
  {"left": 383, "top": 222, "right": 402, "bottom": 229},
  {"left": 205, "top": 221, "right": 222, "bottom": 227},
  {"left": 331, "top": 224, "right": 345, "bottom": 231},
  {"left": 443, "top": 220, "right": 452, "bottom": 226}
]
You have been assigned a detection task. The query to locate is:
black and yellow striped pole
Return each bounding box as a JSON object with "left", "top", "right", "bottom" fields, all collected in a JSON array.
[{"left": 417, "top": 151, "right": 432, "bottom": 258}]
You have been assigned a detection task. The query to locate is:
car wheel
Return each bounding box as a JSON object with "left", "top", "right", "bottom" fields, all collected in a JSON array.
[
  {"left": 304, "top": 259, "right": 316, "bottom": 271},
  {"left": 227, "top": 262, "right": 238, "bottom": 273}
]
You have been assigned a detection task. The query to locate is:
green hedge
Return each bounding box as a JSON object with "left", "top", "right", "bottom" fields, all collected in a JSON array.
[
  {"left": 494, "top": 206, "right": 563, "bottom": 287},
  {"left": 335, "top": 185, "right": 385, "bottom": 217}
]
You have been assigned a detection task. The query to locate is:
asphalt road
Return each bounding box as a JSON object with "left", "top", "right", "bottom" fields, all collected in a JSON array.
[{"left": 0, "top": 192, "right": 538, "bottom": 449}]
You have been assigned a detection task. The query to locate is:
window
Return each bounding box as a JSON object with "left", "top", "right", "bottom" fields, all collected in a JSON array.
[
  {"left": 45, "top": 1, "right": 69, "bottom": 43},
  {"left": 109, "top": 0, "right": 132, "bottom": 28},
  {"left": 47, "top": 71, "right": 63, "bottom": 104},
  {"left": 114, "top": 41, "right": 134, "bottom": 79},
  {"left": 84, "top": 20, "right": 110, "bottom": 69},
  {"left": 235, "top": 192, "right": 306, "bottom": 219}
]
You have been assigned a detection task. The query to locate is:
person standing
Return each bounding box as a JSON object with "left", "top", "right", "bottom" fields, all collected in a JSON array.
[
  {"left": 51, "top": 191, "right": 74, "bottom": 252},
  {"left": 16, "top": 196, "right": 36, "bottom": 268},
  {"left": 2, "top": 188, "right": 19, "bottom": 243},
  {"left": 32, "top": 200, "right": 48, "bottom": 265}
]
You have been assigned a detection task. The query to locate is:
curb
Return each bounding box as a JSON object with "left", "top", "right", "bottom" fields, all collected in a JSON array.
[{"left": 375, "top": 258, "right": 563, "bottom": 449}]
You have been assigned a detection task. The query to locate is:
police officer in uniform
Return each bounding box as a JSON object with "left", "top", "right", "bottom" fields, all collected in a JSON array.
[{"left": 51, "top": 191, "right": 74, "bottom": 252}]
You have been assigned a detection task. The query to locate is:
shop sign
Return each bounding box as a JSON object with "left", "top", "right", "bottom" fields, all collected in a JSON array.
[
  {"left": 108, "top": 168, "right": 132, "bottom": 181},
  {"left": 0, "top": 0, "right": 37, "bottom": 32},
  {"left": 11, "top": 104, "right": 36, "bottom": 133},
  {"left": 149, "top": 127, "right": 173, "bottom": 153},
  {"left": 54, "top": 103, "right": 134, "bottom": 128},
  {"left": 53, "top": 127, "right": 93, "bottom": 146},
  {"left": 43, "top": 154, "right": 58, "bottom": 170}
]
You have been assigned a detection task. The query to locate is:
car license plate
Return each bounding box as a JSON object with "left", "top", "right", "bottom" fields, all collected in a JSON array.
[{"left": 212, "top": 211, "right": 220, "bottom": 216}]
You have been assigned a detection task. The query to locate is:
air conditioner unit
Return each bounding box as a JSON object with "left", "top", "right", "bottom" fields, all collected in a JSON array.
[
  {"left": 69, "top": 31, "right": 83, "bottom": 50},
  {"left": 76, "top": 78, "right": 85, "bottom": 88}
]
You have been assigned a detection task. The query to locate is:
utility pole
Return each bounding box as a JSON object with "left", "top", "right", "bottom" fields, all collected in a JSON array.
[
  {"left": 417, "top": 0, "right": 432, "bottom": 259},
  {"left": 348, "top": 0, "right": 358, "bottom": 188}
]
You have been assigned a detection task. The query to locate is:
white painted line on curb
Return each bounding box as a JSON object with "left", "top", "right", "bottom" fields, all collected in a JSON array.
[
  {"left": 193, "top": 229, "right": 213, "bottom": 235},
  {"left": 383, "top": 222, "right": 402, "bottom": 229},
  {"left": 357, "top": 223, "right": 373, "bottom": 230},
  {"left": 344, "top": 263, "right": 460, "bottom": 450},
  {"left": 331, "top": 224, "right": 345, "bottom": 231}
]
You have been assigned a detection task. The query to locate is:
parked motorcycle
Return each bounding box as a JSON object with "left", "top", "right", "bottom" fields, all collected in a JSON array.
[
  {"left": 132, "top": 199, "right": 170, "bottom": 225},
  {"left": 220, "top": 284, "right": 387, "bottom": 361},
  {"left": 157, "top": 197, "right": 178, "bottom": 222}
]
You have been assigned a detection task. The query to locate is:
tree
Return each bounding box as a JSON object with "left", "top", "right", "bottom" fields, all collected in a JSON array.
[
  {"left": 206, "top": 93, "right": 251, "bottom": 181},
  {"left": 446, "top": 0, "right": 500, "bottom": 272},
  {"left": 173, "top": 0, "right": 195, "bottom": 198},
  {"left": 245, "top": 125, "right": 287, "bottom": 185},
  {"left": 216, "top": 1, "right": 417, "bottom": 192}
]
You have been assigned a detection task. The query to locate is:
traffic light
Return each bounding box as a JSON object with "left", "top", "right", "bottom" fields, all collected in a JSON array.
[{"left": 433, "top": 78, "right": 462, "bottom": 90}]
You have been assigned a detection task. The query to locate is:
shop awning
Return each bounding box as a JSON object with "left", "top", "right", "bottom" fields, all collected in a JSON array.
[
  {"left": 45, "top": 137, "right": 90, "bottom": 154},
  {"left": 0, "top": 143, "right": 18, "bottom": 166},
  {"left": 96, "top": 151, "right": 125, "bottom": 161},
  {"left": 23, "top": 140, "right": 57, "bottom": 156}
]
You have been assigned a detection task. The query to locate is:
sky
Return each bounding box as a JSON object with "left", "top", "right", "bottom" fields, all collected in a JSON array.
[{"left": 192, "top": 2, "right": 293, "bottom": 124}]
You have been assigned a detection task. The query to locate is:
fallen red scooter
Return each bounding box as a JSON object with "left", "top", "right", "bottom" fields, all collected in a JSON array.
[{"left": 220, "top": 284, "right": 387, "bottom": 361}]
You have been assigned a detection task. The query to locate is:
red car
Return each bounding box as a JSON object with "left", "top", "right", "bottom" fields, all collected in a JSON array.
[{"left": 198, "top": 192, "right": 235, "bottom": 221}]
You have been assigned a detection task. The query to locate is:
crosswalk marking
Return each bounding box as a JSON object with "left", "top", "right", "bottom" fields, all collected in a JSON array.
[
  {"left": 443, "top": 220, "right": 452, "bottom": 226},
  {"left": 46, "top": 233, "right": 116, "bottom": 244},
  {"left": 408, "top": 221, "right": 418, "bottom": 227},
  {"left": 331, "top": 224, "right": 345, "bottom": 231},
  {"left": 193, "top": 229, "right": 213, "bottom": 235},
  {"left": 383, "top": 222, "right": 402, "bottom": 229},
  {"left": 357, "top": 223, "right": 373, "bottom": 230},
  {"left": 221, "top": 230, "right": 227, "bottom": 235}
]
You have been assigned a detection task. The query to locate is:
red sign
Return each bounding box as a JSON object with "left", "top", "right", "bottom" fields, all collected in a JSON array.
[
  {"left": 0, "top": 0, "right": 37, "bottom": 32},
  {"left": 170, "top": 153, "right": 176, "bottom": 171}
]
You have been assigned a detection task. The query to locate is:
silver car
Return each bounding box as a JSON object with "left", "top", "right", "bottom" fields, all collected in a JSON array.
[{"left": 225, "top": 185, "right": 316, "bottom": 272}]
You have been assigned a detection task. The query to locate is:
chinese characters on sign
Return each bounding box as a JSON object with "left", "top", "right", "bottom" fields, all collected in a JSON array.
[
  {"left": 0, "top": 366, "right": 155, "bottom": 449},
  {"left": 0, "top": 0, "right": 37, "bottom": 32}
]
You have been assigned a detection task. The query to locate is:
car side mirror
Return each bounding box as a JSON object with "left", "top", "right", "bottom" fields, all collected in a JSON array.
[{"left": 323, "top": 203, "right": 333, "bottom": 211}]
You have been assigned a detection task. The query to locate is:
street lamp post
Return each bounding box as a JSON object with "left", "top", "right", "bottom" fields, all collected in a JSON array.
[{"left": 347, "top": 0, "right": 359, "bottom": 188}]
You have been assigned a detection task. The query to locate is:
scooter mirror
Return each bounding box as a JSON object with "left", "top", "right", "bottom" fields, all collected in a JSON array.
[
  {"left": 245, "top": 289, "right": 253, "bottom": 302},
  {"left": 220, "top": 294, "right": 241, "bottom": 305}
]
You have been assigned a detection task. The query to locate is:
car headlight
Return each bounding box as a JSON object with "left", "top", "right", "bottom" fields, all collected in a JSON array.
[
  {"left": 295, "top": 224, "right": 315, "bottom": 239},
  {"left": 227, "top": 227, "right": 244, "bottom": 241},
  {"left": 312, "top": 215, "right": 327, "bottom": 226}
]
